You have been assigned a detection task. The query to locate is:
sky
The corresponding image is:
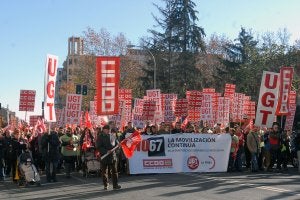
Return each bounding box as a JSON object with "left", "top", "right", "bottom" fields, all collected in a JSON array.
[{"left": 0, "top": 0, "right": 300, "bottom": 121}]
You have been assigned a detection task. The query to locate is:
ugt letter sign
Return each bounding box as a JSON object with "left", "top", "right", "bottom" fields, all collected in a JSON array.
[
  {"left": 255, "top": 71, "right": 279, "bottom": 128},
  {"left": 44, "top": 54, "right": 58, "bottom": 122}
]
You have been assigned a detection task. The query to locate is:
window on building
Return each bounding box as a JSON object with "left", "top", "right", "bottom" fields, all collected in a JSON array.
[
  {"left": 74, "top": 58, "right": 77, "bottom": 65},
  {"left": 69, "top": 68, "right": 72, "bottom": 75},
  {"left": 69, "top": 58, "right": 72, "bottom": 65}
]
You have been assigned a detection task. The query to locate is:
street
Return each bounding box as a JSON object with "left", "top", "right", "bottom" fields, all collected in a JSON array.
[{"left": 1, "top": 168, "right": 300, "bottom": 200}]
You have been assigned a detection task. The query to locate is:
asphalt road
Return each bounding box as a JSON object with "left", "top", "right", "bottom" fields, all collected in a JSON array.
[{"left": 1, "top": 168, "right": 300, "bottom": 200}]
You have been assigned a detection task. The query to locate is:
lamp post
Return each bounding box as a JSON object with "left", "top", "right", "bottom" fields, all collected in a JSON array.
[{"left": 127, "top": 45, "right": 157, "bottom": 89}]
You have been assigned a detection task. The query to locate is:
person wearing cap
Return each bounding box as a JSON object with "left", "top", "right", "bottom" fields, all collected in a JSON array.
[{"left": 96, "top": 125, "right": 121, "bottom": 190}]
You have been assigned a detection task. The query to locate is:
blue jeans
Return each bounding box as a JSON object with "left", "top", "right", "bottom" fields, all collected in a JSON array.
[{"left": 251, "top": 153, "right": 259, "bottom": 172}]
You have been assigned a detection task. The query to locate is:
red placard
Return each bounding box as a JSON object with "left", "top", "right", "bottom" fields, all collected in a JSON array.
[
  {"left": 175, "top": 99, "right": 188, "bottom": 117},
  {"left": 276, "top": 67, "right": 294, "bottom": 115},
  {"left": 96, "top": 57, "right": 120, "bottom": 115},
  {"left": 29, "top": 115, "right": 42, "bottom": 126},
  {"left": 142, "top": 101, "right": 156, "bottom": 121},
  {"left": 19, "top": 90, "right": 36, "bottom": 112},
  {"left": 284, "top": 91, "right": 297, "bottom": 130}
]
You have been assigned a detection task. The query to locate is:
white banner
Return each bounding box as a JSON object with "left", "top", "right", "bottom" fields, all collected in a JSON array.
[
  {"left": 44, "top": 54, "right": 58, "bottom": 122},
  {"left": 129, "top": 134, "right": 231, "bottom": 174},
  {"left": 65, "top": 94, "right": 82, "bottom": 125},
  {"left": 255, "top": 71, "right": 280, "bottom": 128}
]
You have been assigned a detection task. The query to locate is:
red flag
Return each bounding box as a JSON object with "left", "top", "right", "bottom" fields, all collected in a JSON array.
[
  {"left": 85, "top": 111, "right": 92, "bottom": 129},
  {"left": 34, "top": 118, "right": 46, "bottom": 135},
  {"left": 120, "top": 131, "right": 142, "bottom": 158}
]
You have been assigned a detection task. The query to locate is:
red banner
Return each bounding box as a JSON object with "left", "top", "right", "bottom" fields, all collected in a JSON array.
[
  {"left": 142, "top": 101, "right": 156, "bottom": 121},
  {"left": 285, "top": 91, "right": 297, "bottom": 130},
  {"left": 19, "top": 90, "right": 36, "bottom": 112},
  {"left": 276, "top": 67, "right": 294, "bottom": 115},
  {"left": 175, "top": 99, "right": 188, "bottom": 117},
  {"left": 44, "top": 54, "right": 58, "bottom": 122},
  {"left": 255, "top": 71, "right": 280, "bottom": 128},
  {"left": 29, "top": 115, "right": 43, "bottom": 127},
  {"left": 96, "top": 57, "right": 120, "bottom": 115}
]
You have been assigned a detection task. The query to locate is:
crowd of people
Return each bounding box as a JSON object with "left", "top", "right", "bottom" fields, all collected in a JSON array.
[{"left": 0, "top": 120, "right": 300, "bottom": 189}]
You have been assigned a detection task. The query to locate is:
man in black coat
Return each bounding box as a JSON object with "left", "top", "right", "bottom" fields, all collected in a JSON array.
[
  {"left": 41, "top": 130, "right": 61, "bottom": 182},
  {"left": 96, "top": 125, "right": 121, "bottom": 190}
]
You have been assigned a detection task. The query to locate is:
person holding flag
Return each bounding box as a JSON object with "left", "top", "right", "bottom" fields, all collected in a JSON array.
[
  {"left": 96, "top": 125, "right": 142, "bottom": 190},
  {"left": 96, "top": 125, "right": 121, "bottom": 190}
]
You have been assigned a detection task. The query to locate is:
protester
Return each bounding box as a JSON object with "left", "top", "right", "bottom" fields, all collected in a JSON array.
[
  {"left": 157, "top": 122, "right": 170, "bottom": 135},
  {"left": 247, "top": 126, "right": 261, "bottom": 172},
  {"left": 60, "top": 127, "right": 80, "bottom": 178},
  {"left": 228, "top": 128, "right": 239, "bottom": 172},
  {"left": 96, "top": 125, "right": 121, "bottom": 190},
  {"left": 142, "top": 126, "right": 152, "bottom": 135},
  {"left": 268, "top": 122, "right": 281, "bottom": 171},
  {"left": 234, "top": 125, "right": 244, "bottom": 172},
  {"left": 171, "top": 122, "right": 184, "bottom": 134},
  {"left": 0, "top": 132, "right": 4, "bottom": 181},
  {"left": 294, "top": 129, "right": 300, "bottom": 172},
  {"left": 41, "top": 130, "right": 61, "bottom": 182},
  {"left": 150, "top": 125, "right": 158, "bottom": 135},
  {"left": 3, "top": 129, "right": 12, "bottom": 178}
]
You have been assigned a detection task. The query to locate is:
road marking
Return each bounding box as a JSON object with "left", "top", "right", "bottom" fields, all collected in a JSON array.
[{"left": 185, "top": 173, "right": 300, "bottom": 195}]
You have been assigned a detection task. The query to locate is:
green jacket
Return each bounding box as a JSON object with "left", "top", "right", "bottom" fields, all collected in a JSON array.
[{"left": 60, "top": 134, "right": 80, "bottom": 156}]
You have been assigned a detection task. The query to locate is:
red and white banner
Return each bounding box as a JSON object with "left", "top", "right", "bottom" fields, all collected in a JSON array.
[
  {"left": 284, "top": 91, "right": 297, "bottom": 130},
  {"left": 187, "top": 91, "right": 202, "bottom": 122},
  {"left": 44, "top": 54, "right": 58, "bottom": 122},
  {"left": 65, "top": 94, "right": 82, "bottom": 125},
  {"left": 96, "top": 56, "right": 120, "bottom": 115},
  {"left": 29, "top": 115, "right": 43, "bottom": 127},
  {"left": 216, "top": 97, "right": 230, "bottom": 126},
  {"left": 202, "top": 88, "right": 215, "bottom": 127},
  {"left": 132, "top": 98, "right": 145, "bottom": 128},
  {"left": 224, "top": 84, "right": 236, "bottom": 117},
  {"left": 146, "top": 90, "right": 163, "bottom": 124},
  {"left": 142, "top": 100, "right": 156, "bottom": 122},
  {"left": 19, "top": 90, "right": 36, "bottom": 112},
  {"left": 175, "top": 99, "right": 188, "bottom": 117},
  {"left": 119, "top": 89, "right": 132, "bottom": 123},
  {"left": 276, "top": 67, "right": 294, "bottom": 115},
  {"left": 163, "top": 94, "right": 177, "bottom": 123},
  {"left": 255, "top": 71, "right": 280, "bottom": 128}
]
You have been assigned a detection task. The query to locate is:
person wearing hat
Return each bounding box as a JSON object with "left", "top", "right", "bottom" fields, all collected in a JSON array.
[{"left": 96, "top": 125, "right": 121, "bottom": 190}]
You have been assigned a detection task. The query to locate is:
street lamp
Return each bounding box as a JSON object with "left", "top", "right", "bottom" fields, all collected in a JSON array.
[{"left": 127, "top": 45, "right": 157, "bottom": 89}]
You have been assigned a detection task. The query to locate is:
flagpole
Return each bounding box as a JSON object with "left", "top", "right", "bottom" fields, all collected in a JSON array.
[
  {"left": 48, "top": 122, "right": 51, "bottom": 152},
  {"left": 25, "top": 111, "right": 27, "bottom": 123},
  {"left": 100, "top": 145, "right": 120, "bottom": 160}
]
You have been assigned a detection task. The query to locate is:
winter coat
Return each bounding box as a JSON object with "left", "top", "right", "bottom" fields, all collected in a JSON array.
[
  {"left": 41, "top": 132, "right": 61, "bottom": 161},
  {"left": 96, "top": 133, "right": 117, "bottom": 165},
  {"left": 247, "top": 131, "right": 261, "bottom": 154},
  {"left": 60, "top": 133, "right": 80, "bottom": 157}
]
